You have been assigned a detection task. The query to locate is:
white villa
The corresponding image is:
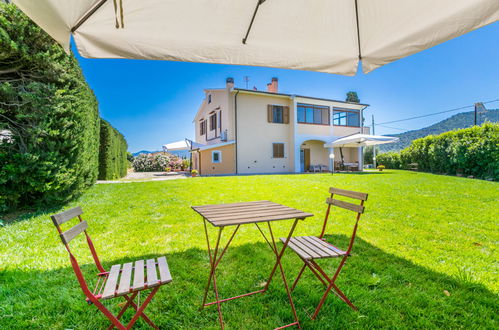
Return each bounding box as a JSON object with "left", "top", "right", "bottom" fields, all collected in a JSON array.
[{"left": 188, "top": 78, "right": 370, "bottom": 175}]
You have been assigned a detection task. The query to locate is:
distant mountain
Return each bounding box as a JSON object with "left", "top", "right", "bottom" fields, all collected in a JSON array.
[
  {"left": 132, "top": 150, "right": 158, "bottom": 156},
  {"left": 379, "top": 109, "right": 499, "bottom": 153},
  {"left": 132, "top": 149, "right": 190, "bottom": 158}
]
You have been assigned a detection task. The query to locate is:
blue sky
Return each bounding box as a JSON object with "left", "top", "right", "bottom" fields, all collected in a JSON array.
[{"left": 74, "top": 22, "right": 499, "bottom": 153}]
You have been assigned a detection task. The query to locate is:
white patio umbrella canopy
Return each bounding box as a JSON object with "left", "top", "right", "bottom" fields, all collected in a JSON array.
[
  {"left": 12, "top": 0, "right": 499, "bottom": 75},
  {"left": 324, "top": 134, "right": 399, "bottom": 148},
  {"left": 163, "top": 139, "right": 203, "bottom": 152},
  {"left": 163, "top": 140, "right": 190, "bottom": 152}
]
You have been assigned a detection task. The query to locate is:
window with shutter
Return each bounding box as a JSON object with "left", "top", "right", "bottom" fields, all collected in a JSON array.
[
  {"left": 200, "top": 120, "right": 206, "bottom": 135},
  {"left": 283, "top": 106, "right": 290, "bottom": 124},
  {"left": 267, "top": 105, "right": 288, "bottom": 124},
  {"left": 272, "top": 143, "right": 285, "bottom": 158},
  {"left": 210, "top": 113, "right": 217, "bottom": 131}
]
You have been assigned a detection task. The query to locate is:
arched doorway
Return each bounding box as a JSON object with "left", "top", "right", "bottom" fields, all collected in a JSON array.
[{"left": 299, "top": 140, "right": 329, "bottom": 172}]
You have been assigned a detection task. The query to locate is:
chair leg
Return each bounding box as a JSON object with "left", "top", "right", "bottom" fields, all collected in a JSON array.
[
  {"left": 108, "top": 292, "right": 138, "bottom": 330},
  {"left": 92, "top": 299, "right": 126, "bottom": 330},
  {"left": 310, "top": 256, "right": 357, "bottom": 320},
  {"left": 291, "top": 264, "right": 307, "bottom": 292},
  {"left": 126, "top": 286, "right": 160, "bottom": 329},
  {"left": 106, "top": 292, "right": 158, "bottom": 330},
  {"left": 332, "top": 283, "right": 357, "bottom": 311},
  {"left": 124, "top": 294, "right": 158, "bottom": 328},
  {"left": 311, "top": 281, "right": 335, "bottom": 320},
  {"left": 291, "top": 259, "right": 329, "bottom": 292}
]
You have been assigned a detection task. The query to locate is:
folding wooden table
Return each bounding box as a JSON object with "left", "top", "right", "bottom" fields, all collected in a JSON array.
[{"left": 192, "top": 200, "right": 313, "bottom": 329}]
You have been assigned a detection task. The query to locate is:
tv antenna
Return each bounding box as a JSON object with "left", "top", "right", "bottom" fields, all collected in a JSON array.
[{"left": 243, "top": 76, "right": 250, "bottom": 89}]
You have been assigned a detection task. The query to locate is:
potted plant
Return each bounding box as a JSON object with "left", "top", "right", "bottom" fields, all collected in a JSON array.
[
  {"left": 377, "top": 164, "right": 385, "bottom": 171},
  {"left": 191, "top": 169, "right": 199, "bottom": 177}
]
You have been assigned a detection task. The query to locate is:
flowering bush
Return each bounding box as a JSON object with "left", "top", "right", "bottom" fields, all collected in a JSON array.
[
  {"left": 169, "top": 157, "right": 183, "bottom": 170},
  {"left": 155, "top": 154, "right": 170, "bottom": 170},
  {"left": 132, "top": 154, "right": 154, "bottom": 172}
]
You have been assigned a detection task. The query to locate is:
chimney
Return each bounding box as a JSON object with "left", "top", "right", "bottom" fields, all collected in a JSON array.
[
  {"left": 266, "top": 77, "right": 278, "bottom": 93},
  {"left": 226, "top": 77, "right": 234, "bottom": 89}
]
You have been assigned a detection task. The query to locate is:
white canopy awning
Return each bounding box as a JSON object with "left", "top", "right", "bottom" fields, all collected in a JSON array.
[
  {"left": 12, "top": 0, "right": 499, "bottom": 75},
  {"left": 324, "top": 134, "right": 399, "bottom": 148},
  {"left": 162, "top": 139, "right": 203, "bottom": 152}
]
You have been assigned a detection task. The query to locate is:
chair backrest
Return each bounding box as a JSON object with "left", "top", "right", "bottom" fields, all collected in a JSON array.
[
  {"left": 326, "top": 187, "right": 367, "bottom": 214},
  {"left": 50, "top": 207, "right": 105, "bottom": 276},
  {"left": 319, "top": 187, "right": 368, "bottom": 252},
  {"left": 51, "top": 207, "right": 88, "bottom": 245}
]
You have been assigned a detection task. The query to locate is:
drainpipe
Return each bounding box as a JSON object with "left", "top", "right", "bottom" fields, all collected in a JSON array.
[{"left": 234, "top": 90, "right": 240, "bottom": 174}]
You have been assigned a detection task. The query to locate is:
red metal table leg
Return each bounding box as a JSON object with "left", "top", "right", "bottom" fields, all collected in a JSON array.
[
  {"left": 264, "top": 219, "right": 302, "bottom": 329},
  {"left": 201, "top": 218, "right": 303, "bottom": 329}
]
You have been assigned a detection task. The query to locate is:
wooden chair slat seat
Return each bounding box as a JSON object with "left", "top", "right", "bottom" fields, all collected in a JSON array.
[
  {"left": 117, "top": 262, "right": 133, "bottom": 296},
  {"left": 280, "top": 236, "right": 346, "bottom": 260},
  {"left": 157, "top": 257, "right": 172, "bottom": 284},
  {"left": 102, "top": 264, "right": 121, "bottom": 299},
  {"left": 98, "top": 257, "right": 173, "bottom": 300},
  {"left": 146, "top": 259, "right": 159, "bottom": 288},
  {"left": 133, "top": 260, "right": 145, "bottom": 290}
]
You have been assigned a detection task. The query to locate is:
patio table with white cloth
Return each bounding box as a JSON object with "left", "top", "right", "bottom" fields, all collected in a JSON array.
[{"left": 191, "top": 200, "right": 313, "bottom": 329}]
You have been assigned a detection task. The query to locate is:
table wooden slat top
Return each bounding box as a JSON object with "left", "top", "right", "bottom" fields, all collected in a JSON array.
[{"left": 192, "top": 200, "right": 313, "bottom": 227}]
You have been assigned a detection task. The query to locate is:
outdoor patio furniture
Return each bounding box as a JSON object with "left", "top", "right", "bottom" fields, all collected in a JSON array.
[
  {"left": 50, "top": 207, "right": 172, "bottom": 329},
  {"left": 191, "top": 201, "right": 313, "bottom": 329},
  {"left": 320, "top": 165, "right": 329, "bottom": 172},
  {"left": 409, "top": 163, "right": 419, "bottom": 171},
  {"left": 281, "top": 187, "right": 368, "bottom": 319},
  {"left": 309, "top": 165, "right": 319, "bottom": 172}
]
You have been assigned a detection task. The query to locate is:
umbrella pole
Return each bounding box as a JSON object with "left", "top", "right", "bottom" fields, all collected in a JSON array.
[{"left": 340, "top": 147, "right": 345, "bottom": 170}]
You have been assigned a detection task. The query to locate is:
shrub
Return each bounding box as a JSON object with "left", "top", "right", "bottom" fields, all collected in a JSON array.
[
  {"left": 169, "top": 157, "right": 183, "bottom": 170},
  {"left": 98, "top": 119, "right": 128, "bottom": 180},
  {"left": 155, "top": 154, "right": 170, "bottom": 171},
  {"left": 376, "top": 152, "right": 401, "bottom": 169},
  {"left": 182, "top": 159, "right": 190, "bottom": 171},
  {"left": 378, "top": 123, "right": 499, "bottom": 180},
  {"left": 0, "top": 4, "right": 100, "bottom": 213},
  {"left": 132, "top": 153, "right": 175, "bottom": 172},
  {"left": 165, "top": 167, "right": 171, "bottom": 173}
]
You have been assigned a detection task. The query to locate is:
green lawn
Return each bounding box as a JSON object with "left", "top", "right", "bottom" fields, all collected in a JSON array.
[{"left": 1, "top": 170, "right": 497, "bottom": 329}]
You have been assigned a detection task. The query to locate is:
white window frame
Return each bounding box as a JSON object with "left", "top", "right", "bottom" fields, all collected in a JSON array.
[{"left": 212, "top": 150, "right": 222, "bottom": 163}]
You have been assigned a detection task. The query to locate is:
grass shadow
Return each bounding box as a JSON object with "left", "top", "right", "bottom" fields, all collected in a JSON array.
[
  {"left": 0, "top": 205, "right": 62, "bottom": 226},
  {"left": 1, "top": 235, "right": 497, "bottom": 329}
]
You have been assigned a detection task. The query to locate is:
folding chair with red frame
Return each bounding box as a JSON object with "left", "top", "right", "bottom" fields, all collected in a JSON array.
[
  {"left": 50, "top": 207, "right": 172, "bottom": 329},
  {"left": 280, "top": 187, "right": 368, "bottom": 319}
]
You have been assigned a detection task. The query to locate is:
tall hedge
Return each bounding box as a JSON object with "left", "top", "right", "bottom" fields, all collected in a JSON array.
[
  {"left": 0, "top": 4, "right": 100, "bottom": 212},
  {"left": 377, "top": 123, "right": 499, "bottom": 180},
  {"left": 98, "top": 119, "right": 128, "bottom": 180}
]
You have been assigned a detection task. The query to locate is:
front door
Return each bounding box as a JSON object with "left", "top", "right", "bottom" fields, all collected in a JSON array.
[{"left": 300, "top": 148, "right": 310, "bottom": 172}]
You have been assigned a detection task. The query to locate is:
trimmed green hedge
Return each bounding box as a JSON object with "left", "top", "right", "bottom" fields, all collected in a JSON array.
[
  {"left": 0, "top": 4, "right": 100, "bottom": 212},
  {"left": 377, "top": 123, "right": 499, "bottom": 180},
  {"left": 98, "top": 119, "right": 128, "bottom": 180}
]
